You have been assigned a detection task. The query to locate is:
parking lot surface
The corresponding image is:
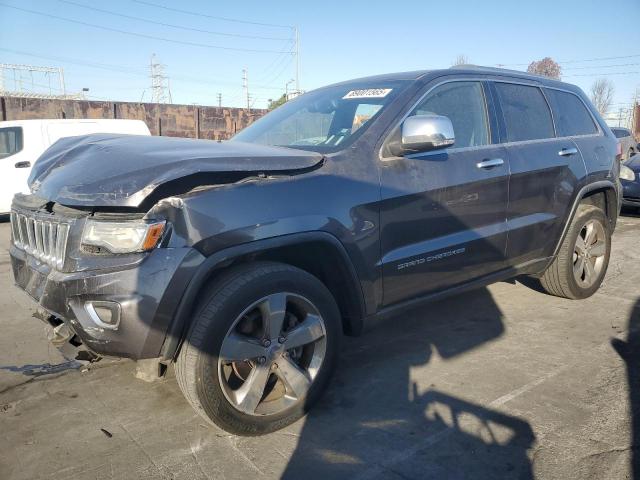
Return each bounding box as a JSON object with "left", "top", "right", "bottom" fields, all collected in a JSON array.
[{"left": 1, "top": 215, "right": 639, "bottom": 480}]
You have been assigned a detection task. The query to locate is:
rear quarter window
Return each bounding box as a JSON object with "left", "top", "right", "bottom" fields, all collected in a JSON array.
[
  {"left": 0, "top": 127, "right": 23, "bottom": 159},
  {"left": 494, "top": 83, "right": 555, "bottom": 142},
  {"left": 545, "top": 89, "right": 598, "bottom": 137}
]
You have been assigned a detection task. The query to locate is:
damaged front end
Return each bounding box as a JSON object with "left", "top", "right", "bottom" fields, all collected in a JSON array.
[
  {"left": 9, "top": 193, "right": 205, "bottom": 362},
  {"left": 9, "top": 133, "right": 325, "bottom": 377}
]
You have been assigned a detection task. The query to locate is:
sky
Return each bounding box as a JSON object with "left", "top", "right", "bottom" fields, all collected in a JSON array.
[{"left": 0, "top": 0, "right": 639, "bottom": 123}]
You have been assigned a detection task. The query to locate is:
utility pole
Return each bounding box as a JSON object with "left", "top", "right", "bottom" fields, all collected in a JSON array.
[
  {"left": 619, "top": 107, "right": 624, "bottom": 127},
  {"left": 242, "top": 68, "right": 250, "bottom": 110},
  {"left": 217, "top": 93, "right": 222, "bottom": 108},
  {"left": 285, "top": 78, "right": 294, "bottom": 100},
  {"left": 294, "top": 26, "right": 300, "bottom": 94},
  {"left": 58, "top": 67, "right": 65, "bottom": 96}
]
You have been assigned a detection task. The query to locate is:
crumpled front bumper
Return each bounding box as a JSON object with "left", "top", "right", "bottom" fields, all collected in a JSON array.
[{"left": 10, "top": 245, "right": 204, "bottom": 359}]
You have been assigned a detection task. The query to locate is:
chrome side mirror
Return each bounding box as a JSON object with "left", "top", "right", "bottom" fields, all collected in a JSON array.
[{"left": 400, "top": 114, "right": 455, "bottom": 154}]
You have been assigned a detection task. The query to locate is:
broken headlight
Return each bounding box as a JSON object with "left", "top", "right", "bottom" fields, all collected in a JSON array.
[{"left": 82, "top": 220, "right": 166, "bottom": 254}]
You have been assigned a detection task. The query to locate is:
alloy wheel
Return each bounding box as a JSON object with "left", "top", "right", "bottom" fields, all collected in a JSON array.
[
  {"left": 218, "top": 292, "right": 327, "bottom": 416},
  {"left": 572, "top": 219, "right": 607, "bottom": 288}
]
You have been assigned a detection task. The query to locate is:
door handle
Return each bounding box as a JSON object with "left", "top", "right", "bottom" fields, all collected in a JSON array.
[
  {"left": 476, "top": 158, "right": 504, "bottom": 169},
  {"left": 14, "top": 161, "right": 31, "bottom": 169},
  {"left": 558, "top": 147, "right": 578, "bottom": 157}
]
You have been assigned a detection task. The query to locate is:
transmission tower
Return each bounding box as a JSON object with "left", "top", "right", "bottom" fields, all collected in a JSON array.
[
  {"left": 149, "top": 54, "right": 172, "bottom": 104},
  {"left": 242, "top": 68, "right": 250, "bottom": 110}
]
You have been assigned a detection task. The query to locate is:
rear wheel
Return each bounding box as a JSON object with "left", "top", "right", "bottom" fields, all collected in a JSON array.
[
  {"left": 175, "top": 262, "right": 340, "bottom": 436},
  {"left": 540, "top": 205, "right": 610, "bottom": 299}
]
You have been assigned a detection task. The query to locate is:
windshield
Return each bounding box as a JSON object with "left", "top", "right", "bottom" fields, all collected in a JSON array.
[{"left": 232, "top": 80, "right": 410, "bottom": 153}]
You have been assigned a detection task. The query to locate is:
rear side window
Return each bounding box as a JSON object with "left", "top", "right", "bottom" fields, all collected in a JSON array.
[
  {"left": 545, "top": 89, "right": 598, "bottom": 137},
  {"left": 0, "top": 127, "right": 23, "bottom": 159},
  {"left": 410, "top": 81, "right": 490, "bottom": 148},
  {"left": 494, "top": 83, "right": 554, "bottom": 142},
  {"left": 611, "top": 127, "right": 630, "bottom": 139}
]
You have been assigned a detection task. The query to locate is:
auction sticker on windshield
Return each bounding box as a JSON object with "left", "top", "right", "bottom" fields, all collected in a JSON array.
[{"left": 343, "top": 88, "right": 392, "bottom": 99}]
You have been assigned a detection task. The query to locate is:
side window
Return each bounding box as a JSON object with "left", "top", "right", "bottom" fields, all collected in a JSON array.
[
  {"left": 611, "top": 128, "right": 628, "bottom": 139},
  {"left": 410, "top": 81, "right": 489, "bottom": 148},
  {"left": 494, "top": 83, "right": 555, "bottom": 142},
  {"left": 545, "top": 89, "right": 598, "bottom": 137},
  {"left": 0, "top": 127, "right": 23, "bottom": 159}
]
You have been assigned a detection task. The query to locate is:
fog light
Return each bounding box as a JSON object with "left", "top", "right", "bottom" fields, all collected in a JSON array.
[{"left": 85, "top": 301, "right": 121, "bottom": 330}]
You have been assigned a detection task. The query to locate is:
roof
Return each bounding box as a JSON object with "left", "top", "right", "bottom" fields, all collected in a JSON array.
[{"left": 325, "top": 65, "right": 576, "bottom": 91}]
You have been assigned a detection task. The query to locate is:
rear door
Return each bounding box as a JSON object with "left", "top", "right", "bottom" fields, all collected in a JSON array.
[
  {"left": 543, "top": 87, "right": 608, "bottom": 182},
  {"left": 379, "top": 79, "right": 510, "bottom": 306},
  {"left": 490, "top": 81, "right": 587, "bottom": 265}
]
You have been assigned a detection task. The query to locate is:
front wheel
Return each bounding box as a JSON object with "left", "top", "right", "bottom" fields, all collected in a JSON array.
[
  {"left": 540, "top": 205, "right": 611, "bottom": 299},
  {"left": 175, "top": 262, "right": 341, "bottom": 436}
]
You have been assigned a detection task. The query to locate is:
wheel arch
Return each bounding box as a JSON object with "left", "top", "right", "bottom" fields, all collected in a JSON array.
[
  {"left": 552, "top": 180, "right": 619, "bottom": 260},
  {"left": 161, "top": 232, "right": 366, "bottom": 360}
]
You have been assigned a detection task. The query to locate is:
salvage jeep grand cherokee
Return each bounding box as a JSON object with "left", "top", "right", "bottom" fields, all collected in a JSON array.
[{"left": 10, "top": 66, "right": 620, "bottom": 435}]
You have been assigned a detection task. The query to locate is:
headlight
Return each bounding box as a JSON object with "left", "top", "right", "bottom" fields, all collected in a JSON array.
[
  {"left": 82, "top": 220, "right": 166, "bottom": 254},
  {"left": 620, "top": 165, "right": 636, "bottom": 182}
]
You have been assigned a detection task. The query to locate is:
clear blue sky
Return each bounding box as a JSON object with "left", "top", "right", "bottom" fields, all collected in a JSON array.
[{"left": 0, "top": 0, "right": 639, "bottom": 121}]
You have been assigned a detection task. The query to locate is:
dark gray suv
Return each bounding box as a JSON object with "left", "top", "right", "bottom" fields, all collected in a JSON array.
[{"left": 9, "top": 66, "right": 620, "bottom": 435}]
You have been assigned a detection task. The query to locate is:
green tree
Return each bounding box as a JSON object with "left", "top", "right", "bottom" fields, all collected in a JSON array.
[{"left": 268, "top": 94, "right": 287, "bottom": 111}]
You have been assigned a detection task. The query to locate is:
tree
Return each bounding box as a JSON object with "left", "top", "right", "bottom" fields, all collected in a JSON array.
[
  {"left": 267, "top": 94, "right": 287, "bottom": 111},
  {"left": 590, "top": 79, "right": 615, "bottom": 116},
  {"left": 452, "top": 54, "right": 470, "bottom": 66},
  {"left": 526, "top": 57, "right": 561, "bottom": 79}
]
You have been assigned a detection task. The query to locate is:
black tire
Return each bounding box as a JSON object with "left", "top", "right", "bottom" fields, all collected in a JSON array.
[
  {"left": 540, "top": 204, "right": 611, "bottom": 299},
  {"left": 175, "top": 261, "right": 341, "bottom": 436}
]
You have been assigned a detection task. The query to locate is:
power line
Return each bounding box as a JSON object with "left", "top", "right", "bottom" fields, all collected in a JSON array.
[
  {"left": 563, "top": 62, "right": 640, "bottom": 71},
  {"left": 131, "top": 0, "right": 293, "bottom": 29},
  {"left": 0, "top": 47, "right": 285, "bottom": 91},
  {"left": 129, "top": 0, "right": 300, "bottom": 89},
  {"left": 498, "top": 53, "right": 640, "bottom": 67},
  {"left": 563, "top": 71, "right": 640, "bottom": 77},
  {"left": 56, "top": 0, "right": 290, "bottom": 41},
  {"left": 0, "top": 2, "right": 293, "bottom": 54}
]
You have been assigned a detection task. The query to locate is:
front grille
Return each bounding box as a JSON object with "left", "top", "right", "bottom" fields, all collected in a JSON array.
[{"left": 10, "top": 211, "right": 70, "bottom": 269}]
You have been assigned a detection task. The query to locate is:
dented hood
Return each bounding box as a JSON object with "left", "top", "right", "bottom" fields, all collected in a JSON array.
[{"left": 29, "top": 134, "right": 323, "bottom": 209}]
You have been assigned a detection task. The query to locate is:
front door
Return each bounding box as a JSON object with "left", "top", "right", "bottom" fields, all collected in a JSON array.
[{"left": 379, "top": 79, "right": 509, "bottom": 306}]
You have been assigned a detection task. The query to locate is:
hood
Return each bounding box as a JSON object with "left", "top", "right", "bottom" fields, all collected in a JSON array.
[{"left": 29, "top": 134, "right": 323, "bottom": 209}]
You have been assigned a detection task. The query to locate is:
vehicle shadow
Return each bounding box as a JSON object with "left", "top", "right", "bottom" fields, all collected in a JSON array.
[
  {"left": 281, "top": 287, "right": 535, "bottom": 479},
  {"left": 611, "top": 297, "right": 640, "bottom": 478}
]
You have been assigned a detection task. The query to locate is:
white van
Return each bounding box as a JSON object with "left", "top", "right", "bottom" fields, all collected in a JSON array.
[{"left": 0, "top": 119, "right": 151, "bottom": 214}]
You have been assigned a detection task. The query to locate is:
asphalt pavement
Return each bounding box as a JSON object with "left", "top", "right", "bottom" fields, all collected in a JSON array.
[{"left": 1, "top": 214, "right": 639, "bottom": 480}]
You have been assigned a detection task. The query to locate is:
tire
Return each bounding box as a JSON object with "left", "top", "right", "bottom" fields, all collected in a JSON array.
[
  {"left": 540, "top": 204, "right": 611, "bottom": 299},
  {"left": 175, "top": 261, "right": 341, "bottom": 436}
]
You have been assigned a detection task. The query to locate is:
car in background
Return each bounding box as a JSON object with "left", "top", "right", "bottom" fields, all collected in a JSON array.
[
  {"left": 0, "top": 119, "right": 151, "bottom": 214},
  {"left": 611, "top": 127, "right": 638, "bottom": 161},
  {"left": 620, "top": 156, "right": 640, "bottom": 211}
]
